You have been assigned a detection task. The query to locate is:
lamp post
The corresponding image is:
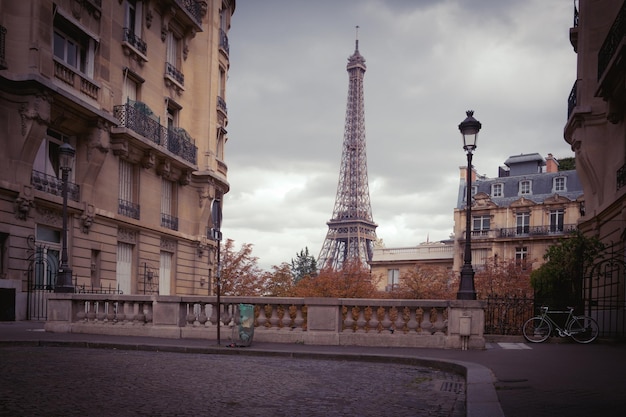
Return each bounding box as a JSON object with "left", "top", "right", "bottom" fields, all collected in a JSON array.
[
  {"left": 55, "top": 142, "right": 76, "bottom": 293},
  {"left": 211, "top": 198, "right": 223, "bottom": 345},
  {"left": 457, "top": 110, "right": 481, "bottom": 300}
]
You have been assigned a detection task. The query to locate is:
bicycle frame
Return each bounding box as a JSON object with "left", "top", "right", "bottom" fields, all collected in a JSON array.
[{"left": 536, "top": 307, "right": 578, "bottom": 337}]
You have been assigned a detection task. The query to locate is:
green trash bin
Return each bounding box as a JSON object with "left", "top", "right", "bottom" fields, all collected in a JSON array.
[{"left": 230, "top": 303, "right": 254, "bottom": 347}]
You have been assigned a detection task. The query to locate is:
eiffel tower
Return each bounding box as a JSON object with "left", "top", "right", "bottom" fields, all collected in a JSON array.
[{"left": 318, "top": 29, "right": 378, "bottom": 270}]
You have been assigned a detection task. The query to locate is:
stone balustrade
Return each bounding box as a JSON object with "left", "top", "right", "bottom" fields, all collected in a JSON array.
[{"left": 45, "top": 295, "right": 485, "bottom": 349}]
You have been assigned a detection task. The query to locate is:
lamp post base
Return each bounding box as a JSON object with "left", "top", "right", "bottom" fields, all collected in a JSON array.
[
  {"left": 54, "top": 268, "right": 74, "bottom": 293},
  {"left": 456, "top": 264, "right": 477, "bottom": 300}
]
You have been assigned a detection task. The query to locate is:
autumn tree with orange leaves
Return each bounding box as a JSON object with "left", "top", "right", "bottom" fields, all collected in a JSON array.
[
  {"left": 473, "top": 257, "right": 534, "bottom": 298},
  {"left": 385, "top": 265, "right": 457, "bottom": 299},
  {"left": 290, "top": 259, "right": 381, "bottom": 298},
  {"left": 219, "top": 239, "right": 264, "bottom": 296}
]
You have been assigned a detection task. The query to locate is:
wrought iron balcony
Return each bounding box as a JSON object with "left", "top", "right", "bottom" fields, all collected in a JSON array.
[
  {"left": 0, "top": 25, "right": 7, "bottom": 70},
  {"left": 175, "top": 0, "right": 203, "bottom": 27},
  {"left": 498, "top": 224, "right": 577, "bottom": 238},
  {"left": 31, "top": 170, "right": 80, "bottom": 202},
  {"left": 123, "top": 28, "right": 147, "bottom": 55},
  {"left": 217, "top": 96, "right": 227, "bottom": 114},
  {"left": 617, "top": 162, "right": 626, "bottom": 190},
  {"left": 113, "top": 101, "right": 197, "bottom": 164},
  {"left": 118, "top": 199, "right": 140, "bottom": 220},
  {"left": 165, "top": 62, "right": 185, "bottom": 86},
  {"left": 598, "top": 2, "right": 626, "bottom": 81},
  {"left": 161, "top": 213, "right": 179, "bottom": 231},
  {"left": 219, "top": 29, "right": 229, "bottom": 55},
  {"left": 568, "top": 80, "right": 578, "bottom": 119}
]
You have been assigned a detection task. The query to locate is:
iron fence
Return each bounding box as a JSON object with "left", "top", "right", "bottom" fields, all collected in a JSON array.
[{"left": 484, "top": 295, "right": 535, "bottom": 335}]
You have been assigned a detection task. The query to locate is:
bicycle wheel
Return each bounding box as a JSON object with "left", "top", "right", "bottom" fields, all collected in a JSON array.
[
  {"left": 568, "top": 316, "right": 599, "bottom": 343},
  {"left": 523, "top": 317, "right": 552, "bottom": 343}
]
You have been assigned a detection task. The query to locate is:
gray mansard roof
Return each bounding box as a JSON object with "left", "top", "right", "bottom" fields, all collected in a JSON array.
[{"left": 456, "top": 168, "right": 583, "bottom": 209}]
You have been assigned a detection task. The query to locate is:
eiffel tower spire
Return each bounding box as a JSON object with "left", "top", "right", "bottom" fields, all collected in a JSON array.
[{"left": 318, "top": 30, "right": 378, "bottom": 270}]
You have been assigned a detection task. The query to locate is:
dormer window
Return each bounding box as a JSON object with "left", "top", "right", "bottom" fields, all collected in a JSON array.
[
  {"left": 491, "top": 183, "right": 503, "bottom": 198},
  {"left": 519, "top": 180, "right": 532, "bottom": 195},
  {"left": 553, "top": 177, "right": 566, "bottom": 193}
]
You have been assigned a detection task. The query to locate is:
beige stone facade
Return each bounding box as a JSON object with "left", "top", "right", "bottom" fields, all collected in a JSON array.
[
  {"left": 0, "top": 0, "right": 235, "bottom": 319},
  {"left": 565, "top": 0, "right": 626, "bottom": 247},
  {"left": 453, "top": 153, "right": 584, "bottom": 276}
]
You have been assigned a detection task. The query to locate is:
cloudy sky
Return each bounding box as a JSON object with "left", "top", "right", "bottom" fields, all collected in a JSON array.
[{"left": 221, "top": 0, "right": 578, "bottom": 270}]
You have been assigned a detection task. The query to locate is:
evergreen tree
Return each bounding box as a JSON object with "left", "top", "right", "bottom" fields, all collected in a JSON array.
[{"left": 291, "top": 247, "right": 318, "bottom": 284}]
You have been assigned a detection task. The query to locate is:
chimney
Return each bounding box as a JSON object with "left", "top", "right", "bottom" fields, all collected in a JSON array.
[{"left": 546, "top": 153, "right": 559, "bottom": 173}]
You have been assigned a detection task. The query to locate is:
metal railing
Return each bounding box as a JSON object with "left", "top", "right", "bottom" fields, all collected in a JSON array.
[
  {"left": 31, "top": 170, "right": 80, "bottom": 202},
  {"left": 617, "top": 162, "right": 626, "bottom": 190},
  {"left": 219, "top": 29, "right": 230, "bottom": 54},
  {"left": 118, "top": 199, "right": 140, "bottom": 220},
  {"left": 598, "top": 2, "right": 626, "bottom": 80},
  {"left": 568, "top": 80, "right": 578, "bottom": 119},
  {"left": 165, "top": 62, "right": 185, "bottom": 86},
  {"left": 175, "top": 0, "right": 203, "bottom": 26},
  {"left": 161, "top": 213, "right": 179, "bottom": 231},
  {"left": 0, "top": 25, "right": 7, "bottom": 69},
  {"left": 498, "top": 224, "right": 577, "bottom": 238},
  {"left": 113, "top": 102, "right": 197, "bottom": 164},
  {"left": 123, "top": 27, "right": 147, "bottom": 55}
]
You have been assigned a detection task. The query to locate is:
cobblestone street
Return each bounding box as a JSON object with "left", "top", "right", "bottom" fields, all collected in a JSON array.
[{"left": 0, "top": 346, "right": 465, "bottom": 417}]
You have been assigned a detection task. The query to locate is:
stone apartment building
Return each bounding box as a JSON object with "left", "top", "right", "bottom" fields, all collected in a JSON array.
[
  {"left": 565, "top": 0, "right": 626, "bottom": 336},
  {"left": 0, "top": 0, "right": 235, "bottom": 320},
  {"left": 370, "top": 153, "right": 584, "bottom": 295},
  {"left": 453, "top": 153, "right": 584, "bottom": 275}
]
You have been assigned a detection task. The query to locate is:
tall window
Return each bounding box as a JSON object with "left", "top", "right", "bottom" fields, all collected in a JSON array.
[
  {"left": 0, "top": 233, "right": 7, "bottom": 278},
  {"left": 516, "top": 212, "right": 530, "bottom": 235},
  {"left": 125, "top": 0, "right": 143, "bottom": 37},
  {"left": 549, "top": 209, "right": 565, "bottom": 232},
  {"left": 472, "top": 215, "right": 490, "bottom": 236},
  {"left": 35, "top": 225, "right": 61, "bottom": 289},
  {"left": 116, "top": 242, "right": 133, "bottom": 294},
  {"left": 53, "top": 13, "right": 96, "bottom": 77},
  {"left": 34, "top": 130, "right": 75, "bottom": 181},
  {"left": 515, "top": 247, "right": 528, "bottom": 269},
  {"left": 491, "top": 183, "right": 503, "bottom": 198},
  {"left": 387, "top": 269, "right": 399, "bottom": 291},
  {"left": 519, "top": 180, "right": 532, "bottom": 195},
  {"left": 123, "top": 74, "right": 138, "bottom": 103},
  {"left": 161, "top": 179, "right": 178, "bottom": 230},
  {"left": 119, "top": 160, "right": 140, "bottom": 219},
  {"left": 159, "top": 251, "right": 172, "bottom": 295}
]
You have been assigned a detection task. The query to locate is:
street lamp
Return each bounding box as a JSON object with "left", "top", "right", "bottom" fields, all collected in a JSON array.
[
  {"left": 55, "top": 142, "right": 76, "bottom": 293},
  {"left": 457, "top": 110, "right": 481, "bottom": 300}
]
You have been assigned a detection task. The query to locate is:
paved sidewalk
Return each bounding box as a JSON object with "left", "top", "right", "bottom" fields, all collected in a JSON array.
[{"left": 1, "top": 321, "right": 625, "bottom": 416}]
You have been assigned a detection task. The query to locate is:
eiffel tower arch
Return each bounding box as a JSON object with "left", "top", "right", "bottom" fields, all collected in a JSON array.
[{"left": 318, "top": 31, "right": 377, "bottom": 270}]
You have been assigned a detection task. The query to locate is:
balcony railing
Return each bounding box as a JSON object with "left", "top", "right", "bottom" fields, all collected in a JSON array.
[
  {"left": 568, "top": 80, "right": 578, "bottom": 119},
  {"left": 161, "top": 213, "right": 179, "bottom": 231},
  {"left": 113, "top": 102, "right": 197, "bottom": 164},
  {"left": 217, "top": 96, "right": 227, "bottom": 114},
  {"left": 498, "top": 224, "right": 577, "bottom": 238},
  {"left": 53, "top": 59, "right": 99, "bottom": 100},
  {"left": 165, "top": 62, "right": 185, "bottom": 86},
  {"left": 175, "top": 0, "right": 203, "bottom": 26},
  {"left": 123, "top": 27, "right": 147, "bottom": 55},
  {"left": 118, "top": 199, "right": 140, "bottom": 220},
  {"left": 219, "top": 29, "right": 230, "bottom": 55},
  {"left": 617, "top": 162, "right": 626, "bottom": 190},
  {"left": 598, "top": 2, "right": 626, "bottom": 81},
  {"left": 31, "top": 170, "right": 80, "bottom": 202},
  {"left": 0, "top": 25, "right": 7, "bottom": 69}
]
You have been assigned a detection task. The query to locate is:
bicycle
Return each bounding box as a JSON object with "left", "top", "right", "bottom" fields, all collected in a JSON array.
[{"left": 522, "top": 306, "right": 599, "bottom": 344}]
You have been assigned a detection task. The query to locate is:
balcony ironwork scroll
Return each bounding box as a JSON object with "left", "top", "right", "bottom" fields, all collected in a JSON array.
[
  {"left": 498, "top": 224, "right": 577, "bottom": 238},
  {"left": 598, "top": 2, "right": 626, "bottom": 81},
  {"left": 165, "top": 62, "right": 185, "bottom": 86},
  {"left": 123, "top": 27, "right": 147, "bottom": 55},
  {"left": 113, "top": 102, "right": 197, "bottom": 165},
  {"left": 31, "top": 170, "right": 80, "bottom": 202},
  {"left": 118, "top": 199, "right": 140, "bottom": 220},
  {"left": 161, "top": 213, "right": 179, "bottom": 231},
  {"left": 568, "top": 80, "right": 578, "bottom": 119}
]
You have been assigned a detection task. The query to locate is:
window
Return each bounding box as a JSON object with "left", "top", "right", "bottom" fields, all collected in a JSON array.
[
  {"left": 519, "top": 180, "right": 532, "bottom": 195},
  {"left": 0, "top": 233, "right": 7, "bottom": 278},
  {"left": 515, "top": 247, "right": 528, "bottom": 269},
  {"left": 116, "top": 242, "right": 133, "bottom": 294},
  {"left": 123, "top": 73, "right": 139, "bottom": 103},
  {"left": 159, "top": 251, "right": 172, "bottom": 295},
  {"left": 53, "top": 13, "right": 96, "bottom": 77},
  {"left": 491, "top": 183, "right": 503, "bottom": 198},
  {"left": 549, "top": 209, "right": 565, "bottom": 232},
  {"left": 125, "top": 0, "right": 143, "bottom": 37},
  {"left": 161, "top": 179, "right": 178, "bottom": 230},
  {"left": 472, "top": 215, "right": 490, "bottom": 236},
  {"left": 553, "top": 177, "right": 566, "bottom": 193},
  {"left": 35, "top": 225, "right": 61, "bottom": 289},
  {"left": 118, "top": 160, "right": 140, "bottom": 219},
  {"left": 165, "top": 29, "right": 184, "bottom": 86},
  {"left": 387, "top": 269, "right": 400, "bottom": 291},
  {"left": 33, "top": 130, "right": 75, "bottom": 181},
  {"left": 516, "top": 212, "right": 530, "bottom": 235}
]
